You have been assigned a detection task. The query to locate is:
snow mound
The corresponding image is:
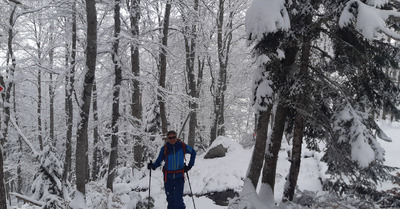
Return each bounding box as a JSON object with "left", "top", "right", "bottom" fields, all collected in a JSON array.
[
  {"left": 206, "top": 136, "right": 244, "bottom": 153},
  {"left": 189, "top": 136, "right": 249, "bottom": 195}
]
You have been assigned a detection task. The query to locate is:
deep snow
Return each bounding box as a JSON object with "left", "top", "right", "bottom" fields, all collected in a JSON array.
[{"left": 10, "top": 121, "right": 400, "bottom": 209}]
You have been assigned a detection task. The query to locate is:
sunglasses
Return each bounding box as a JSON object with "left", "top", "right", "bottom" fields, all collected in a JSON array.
[{"left": 168, "top": 136, "right": 177, "bottom": 140}]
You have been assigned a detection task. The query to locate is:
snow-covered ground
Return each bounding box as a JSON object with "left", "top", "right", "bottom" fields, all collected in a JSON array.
[
  {"left": 131, "top": 121, "right": 399, "bottom": 209},
  {"left": 378, "top": 121, "right": 400, "bottom": 169},
  {"left": 11, "top": 121, "right": 400, "bottom": 209},
  {"left": 376, "top": 121, "right": 400, "bottom": 192}
]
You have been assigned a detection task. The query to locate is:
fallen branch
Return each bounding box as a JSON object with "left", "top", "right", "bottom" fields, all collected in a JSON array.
[
  {"left": 10, "top": 115, "right": 40, "bottom": 157},
  {"left": 9, "top": 192, "right": 44, "bottom": 207}
]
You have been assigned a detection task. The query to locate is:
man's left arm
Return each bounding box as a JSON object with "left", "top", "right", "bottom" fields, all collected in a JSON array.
[{"left": 185, "top": 145, "right": 196, "bottom": 167}]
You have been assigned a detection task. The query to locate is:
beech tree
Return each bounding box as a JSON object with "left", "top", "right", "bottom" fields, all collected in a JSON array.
[
  {"left": 158, "top": 0, "right": 172, "bottom": 135},
  {"left": 0, "top": 3, "right": 18, "bottom": 208},
  {"left": 210, "top": 0, "right": 231, "bottom": 144},
  {"left": 63, "top": 0, "right": 77, "bottom": 185},
  {"left": 75, "top": 0, "right": 97, "bottom": 197},
  {"left": 178, "top": 0, "right": 202, "bottom": 148},
  {"left": 107, "top": 0, "right": 122, "bottom": 191},
  {"left": 127, "top": 0, "right": 144, "bottom": 171}
]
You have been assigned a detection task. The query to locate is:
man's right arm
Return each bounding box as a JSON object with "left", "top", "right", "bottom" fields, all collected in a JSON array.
[{"left": 151, "top": 146, "right": 165, "bottom": 169}]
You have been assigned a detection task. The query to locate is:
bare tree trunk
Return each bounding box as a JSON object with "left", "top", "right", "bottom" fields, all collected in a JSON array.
[
  {"left": 33, "top": 11, "right": 44, "bottom": 151},
  {"left": 107, "top": 0, "right": 121, "bottom": 191},
  {"left": 0, "top": 6, "right": 17, "bottom": 209},
  {"left": 76, "top": 0, "right": 97, "bottom": 196},
  {"left": 0, "top": 147, "right": 6, "bottom": 209},
  {"left": 37, "top": 61, "right": 43, "bottom": 150},
  {"left": 208, "top": 55, "right": 218, "bottom": 144},
  {"left": 283, "top": 30, "right": 311, "bottom": 202},
  {"left": 91, "top": 81, "right": 100, "bottom": 181},
  {"left": 63, "top": 0, "right": 76, "bottom": 185},
  {"left": 181, "top": 0, "right": 199, "bottom": 148},
  {"left": 261, "top": 42, "right": 297, "bottom": 192},
  {"left": 247, "top": 107, "right": 272, "bottom": 187},
  {"left": 128, "top": 0, "right": 144, "bottom": 171},
  {"left": 49, "top": 40, "right": 55, "bottom": 147},
  {"left": 210, "top": 118, "right": 217, "bottom": 145},
  {"left": 283, "top": 104, "right": 304, "bottom": 201},
  {"left": 13, "top": 81, "right": 23, "bottom": 194},
  {"left": 261, "top": 103, "right": 287, "bottom": 192},
  {"left": 398, "top": 70, "right": 400, "bottom": 88},
  {"left": 49, "top": 75, "right": 55, "bottom": 143},
  {"left": 158, "top": 0, "right": 172, "bottom": 135},
  {"left": 210, "top": 0, "right": 233, "bottom": 144}
]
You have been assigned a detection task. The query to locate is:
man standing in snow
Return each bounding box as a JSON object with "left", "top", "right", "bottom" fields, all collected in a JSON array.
[{"left": 148, "top": 130, "right": 196, "bottom": 209}]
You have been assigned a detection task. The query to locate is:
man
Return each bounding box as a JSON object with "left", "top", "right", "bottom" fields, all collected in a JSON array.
[{"left": 148, "top": 130, "right": 196, "bottom": 209}]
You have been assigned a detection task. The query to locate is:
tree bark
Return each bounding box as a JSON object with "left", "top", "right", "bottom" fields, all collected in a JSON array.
[
  {"left": 49, "top": 72, "right": 55, "bottom": 145},
  {"left": 283, "top": 25, "right": 311, "bottom": 202},
  {"left": 91, "top": 81, "right": 100, "bottom": 181},
  {"left": 32, "top": 11, "right": 44, "bottom": 151},
  {"left": 107, "top": 0, "right": 122, "bottom": 191},
  {"left": 128, "top": 0, "right": 144, "bottom": 170},
  {"left": 261, "top": 103, "right": 287, "bottom": 191},
  {"left": 0, "top": 147, "right": 6, "bottom": 209},
  {"left": 49, "top": 30, "right": 55, "bottom": 147},
  {"left": 37, "top": 56, "right": 43, "bottom": 151},
  {"left": 182, "top": 0, "right": 199, "bottom": 148},
  {"left": 13, "top": 85, "right": 22, "bottom": 194},
  {"left": 0, "top": 7, "right": 17, "bottom": 208},
  {"left": 247, "top": 106, "right": 272, "bottom": 187},
  {"left": 261, "top": 41, "right": 297, "bottom": 192},
  {"left": 63, "top": 0, "right": 76, "bottom": 185},
  {"left": 210, "top": 0, "right": 233, "bottom": 144},
  {"left": 158, "top": 0, "right": 172, "bottom": 135},
  {"left": 76, "top": 0, "right": 97, "bottom": 196}
]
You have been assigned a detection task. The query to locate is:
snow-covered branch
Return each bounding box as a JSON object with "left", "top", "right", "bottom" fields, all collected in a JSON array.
[
  {"left": 339, "top": 0, "right": 400, "bottom": 40},
  {"left": 10, "top": 115, "right": 40, "bottom": 157},
  {"left": 245, "top": 0, "right": 290, "bottom": 44}
]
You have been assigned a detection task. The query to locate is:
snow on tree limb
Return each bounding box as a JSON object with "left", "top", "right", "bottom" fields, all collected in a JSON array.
[
  {"left": 245, "top": 0, "right": 290, "bottom": 44},
  {"left": 9, "top": 192, "right": 44, "bottom": 207},
  {"left": 333, "top": 103, "right": 385, "bottom": 168},
  {"left": 339, "top": 0, "right": 400, "bottom": 40},
  {"left": 10, "top": 115, "right": 40, "bottom": 157}
]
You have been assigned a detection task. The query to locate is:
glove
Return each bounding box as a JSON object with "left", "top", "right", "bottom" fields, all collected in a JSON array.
[
  {"left": 184, "top": 165, "right": 192, "bottom": 172},
  {"left": 147, "top": 162, "right": 154, "bottom": 170}
]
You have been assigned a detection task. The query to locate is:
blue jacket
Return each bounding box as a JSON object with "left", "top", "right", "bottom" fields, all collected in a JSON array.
[{"left": 153, "top": 141, "right": 196, "bottom": 181}]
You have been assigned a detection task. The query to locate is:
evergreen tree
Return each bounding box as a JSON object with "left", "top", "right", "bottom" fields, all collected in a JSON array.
[
  {"left": 240, "top": 0, "right": 400, "bottom": 205},
  {"left": 319, "top": 24, "right": 400, "bottom": 203},
  {"left": 144, "top": 85, "right": 161, "bottom": 142},
  {"left": 295, "top": 0, "right": 400, "bottom": 202},
  {"left": 292, "top": 0, "right": 400, "bottom": 201},
  {"left": 31, "top": 144, "right": 63, "bottom": 208}
]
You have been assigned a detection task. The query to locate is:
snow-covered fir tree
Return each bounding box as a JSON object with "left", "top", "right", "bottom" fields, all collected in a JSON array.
[
  {"left": 31, "top": 144, "right": 63, "bottom": 208},
  {"left": 236, "top": 0, "right": 400, "bottom": 207},
  {"left": 144, "top": 85, "right": 161, "bottom": 142}
]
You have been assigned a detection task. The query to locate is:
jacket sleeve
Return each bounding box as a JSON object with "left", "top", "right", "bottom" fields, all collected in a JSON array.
[
  {"left": 152, "top": 146, "right": 165, "bottom": 169},
  {"left": 185, "top": 144, "right": 196, "bottom": 167}
]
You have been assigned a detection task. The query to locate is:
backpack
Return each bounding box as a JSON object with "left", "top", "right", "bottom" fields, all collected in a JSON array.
[{"left": 162, "top": 140, "right": 186, "bottom": 182}]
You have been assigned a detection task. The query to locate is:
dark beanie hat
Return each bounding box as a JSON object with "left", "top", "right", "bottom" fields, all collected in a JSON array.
[{"left": 167, "top": 130, "right": 177, "bottom": 136}]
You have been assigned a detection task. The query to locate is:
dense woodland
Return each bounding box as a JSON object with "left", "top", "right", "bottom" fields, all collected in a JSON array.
[
  {"left": 0, "top": 0, "right": 400, "bottom": 208},
  {"left": 0, "top": 0, "right": 252, "bottom": 208}
]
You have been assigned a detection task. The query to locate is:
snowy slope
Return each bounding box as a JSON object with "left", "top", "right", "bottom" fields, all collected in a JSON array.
[
  {"left": 132, "top": 136, "right": 327, "bottom": 209},
  {"left": 378, "top": 121, "right": 400, "bottom": 169},
  {"left": 11, "top": 121, "right": 400, "bottom": 209},
  {"left": 376, "top": 121, "right": 400, "bottom": 191}
]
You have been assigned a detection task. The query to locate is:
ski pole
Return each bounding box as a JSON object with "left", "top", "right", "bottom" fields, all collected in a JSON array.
[
  {"left": 186, "top": 171, "right": 197, "bottom": 209},
  {"left": 148, "top": 160, "right": 152, "bottom": 209}
]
